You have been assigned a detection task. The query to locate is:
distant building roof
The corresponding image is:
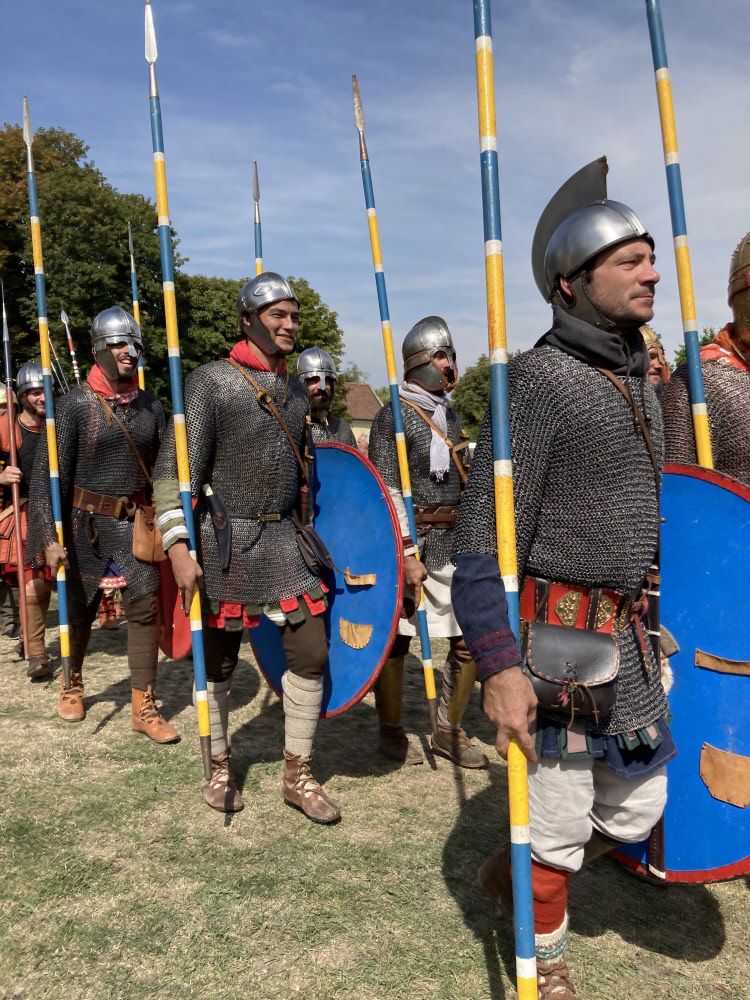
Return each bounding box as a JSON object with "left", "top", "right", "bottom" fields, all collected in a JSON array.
[{"left": 345, "top": 383, "right": 382, "bottom": 421}]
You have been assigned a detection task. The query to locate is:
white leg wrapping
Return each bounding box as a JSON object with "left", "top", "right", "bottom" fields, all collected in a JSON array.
[
  {"left": 194, "top": 680, "right": 231, "bottom": 758},
  {"left": 282, "top": 671, "right": 323, "bottom": 758},
  {"left": 535, "top": 915, "right": 569, "bottom": 964}
]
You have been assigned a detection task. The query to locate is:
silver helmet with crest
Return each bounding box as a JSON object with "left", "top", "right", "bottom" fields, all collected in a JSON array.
[
  {"left": 531, "top": 157, "right": 653, "bottom": 329},
  {"left": 91, "top": 306, "right": 143, "bottom": 381},
  {"left": 237, "top": 272, "right": 299, "bottom": 356},
  {"left": 16, "top": 362, "right": 44, "bottom": 399},
  {"left": 402, "top": 316, "right": 458, "bottom": 393}
]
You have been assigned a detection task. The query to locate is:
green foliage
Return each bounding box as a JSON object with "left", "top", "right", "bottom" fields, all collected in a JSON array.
[
  {"left": 374, "top": 386, "right": 391, "bottom": 405},
  {"left": 451, "top": 354, "right": 491, "bottom": 437},
  {"left": 672, "top": 327, "right": 717, "bottom": 369}
]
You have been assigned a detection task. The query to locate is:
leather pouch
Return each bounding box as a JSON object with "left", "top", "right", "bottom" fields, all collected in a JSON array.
[
  {"left": 292, "top": 512, "right": 334, "bottom": 579},
  {"left": 523, "top": 621, "right": 620, "bottom": 722},
  {"left": 132, "top": 505, "right": 166, "bottom": 563}
]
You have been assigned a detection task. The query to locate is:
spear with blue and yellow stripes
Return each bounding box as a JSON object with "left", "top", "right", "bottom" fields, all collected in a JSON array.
[
  {"left": 252, "top": 161, "right": 263, "bottom": 276},
  {"left": 352, "top": 75, "right": 439, "bottom": 735},
  {"left": 645, "top": 0, "right": 712, "bottom": 468},
  {"left": 22, "top": 96, "right": 72, "bottom": 689},
  {"left": 145, "top": 0, "right": 212, "bottom": 778},
  {"left": 472, "top": 2, "right": 535, "bottom": 996},
  {"left": 127, "top": 223, "right": 146, "bottom": 390}
]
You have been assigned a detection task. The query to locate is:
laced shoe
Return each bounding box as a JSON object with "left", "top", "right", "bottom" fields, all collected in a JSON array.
[
  {"left": 131, "top": 685, "right": 181, "bottom": 744},
  {"left": 431, "top": 725, "right": 488, "bottom": 769},
  {"left": 282, "top": 750, "right": 341, "bottom": 824},
  {"left": 201, "top": 752, "right": 245, "bottom": 812},
  {"left": 378, "top": 724, "right": 424, "bottom": 765},
  {"left": 537, "top": 956, "right": 577, "bottom": 998},
  {"left": 58, "top": 671, "right": 85, "bottom": 722}
]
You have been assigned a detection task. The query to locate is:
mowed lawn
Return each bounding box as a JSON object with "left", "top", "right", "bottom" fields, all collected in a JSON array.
[{"left": 1, "top": 618, "right": 748, "bottom": 1000}]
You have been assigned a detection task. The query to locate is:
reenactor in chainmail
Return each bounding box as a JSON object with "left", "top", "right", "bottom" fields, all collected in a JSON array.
[
  {"left": 0, "top": 364, "right": 53, "bottom": 678},
  {"left": 640, "top": 324, "right": 670, "bottom": 398},
  {"left": 662, "top": 232, "right": 750, "bottom": 484},
  {"left": 452, "top": 161, "right": 675, "bottom": 999},
  {"left": 27, "top": 307, "right": 179, "bottom": 744},
  {"left": 367, "top": 317, "right": 486, "bottom": 769},
  {"left": 154, "top": 272, "right": 340, "bottom": 824},
  {"left": 296, "top": 347, "right": 356, "bottom": 446}
]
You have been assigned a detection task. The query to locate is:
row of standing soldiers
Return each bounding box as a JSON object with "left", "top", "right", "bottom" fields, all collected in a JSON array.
[{"left": 2, "top": 165, "right": 750, "bottom": 997}]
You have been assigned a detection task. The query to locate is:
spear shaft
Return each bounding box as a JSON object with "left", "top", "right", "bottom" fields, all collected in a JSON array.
[
  {"left": 472, "top": 3, "right": 535, "bottom": 995},
  {"left": 1, "top": 282, "right": 30, "bottom": 657},
  {"left": 128, "top": 223, "right": 146, "bottom": 390},
  {"left": 645, "top": 0, "right": 712, "bottom": 468},
  {"left": 252, "top": 161, "right": 263, "bottom": 276},
  {"left": 22, "top": 97, "right": 72, "bottom": 688},
  {"left": 47, "top": 330, "right": 69, "bottom": 393},
  {"left": 60, "top": 309, "right": 80, "bottom": 385},
  {"left": 352, "top": 76, "right": 439, "bottom": 734},
  {"left": 145, "top": 0, "right": 211, "bottom": 778}
]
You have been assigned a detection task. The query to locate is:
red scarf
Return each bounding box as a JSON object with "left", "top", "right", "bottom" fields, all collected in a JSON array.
[
  {"left": 87, "top": 365, "right": 139, "bottom": 404},
  {"left": 229, "top": 338, "right": 286, "bottom": 375},
  {"left": 700, "top": 324, "right": 750, "bottom": 373}
]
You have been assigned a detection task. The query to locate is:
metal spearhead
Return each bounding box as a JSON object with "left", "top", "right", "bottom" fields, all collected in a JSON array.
[
  {"left": 145, "top": 1, "right": 158, "bottom": 64},
  {"left": 128, "top": 221, "right": 135, "bottom": 257},
  {"left": 252, "top": 161, "right": 260, "bottom": 206},
  {"left": 22, "top": 96, "right": 32, "bottom": 147},
  {"left": 60, "top": 308, "right": 70, "bottom": 331},
  {"left": 352, "top": 75, "right": 368, "bottom": 159},
  {"left": 1, "top": 280, "right": 9, "bottom": 345}
]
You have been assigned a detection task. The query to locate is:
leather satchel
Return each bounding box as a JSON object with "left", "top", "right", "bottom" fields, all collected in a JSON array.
[{"left": 523, "top": 621, "right": 620, "bottom": 723}]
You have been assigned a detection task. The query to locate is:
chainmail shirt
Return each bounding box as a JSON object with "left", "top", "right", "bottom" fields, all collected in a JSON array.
[
  {"left": 453, "top": 345, "right": 667, "bottom": 737},
  {"left": 153, "top": 360, "right": 320, "bottom": 605},
  {"left": 662, "top": 360, "right": 750, "bottom": 485},
  {"left": 27, "top": 386, "right": 164, "bottom": 603},
  {"left": 311, "top": 414, "right": 357, "bottom": 447},
  {"left": 369, "top": 400, "right": 466, "bottom": 572}
]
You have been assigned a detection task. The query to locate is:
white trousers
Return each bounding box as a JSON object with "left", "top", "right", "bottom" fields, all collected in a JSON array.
[{"left": 528, "top": 757, "right": 667, "bottom": 873}]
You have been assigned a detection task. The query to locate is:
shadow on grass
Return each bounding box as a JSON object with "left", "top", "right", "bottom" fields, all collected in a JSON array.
[{"left": 442, "top": 771, "right": 727, "bottom": 999}]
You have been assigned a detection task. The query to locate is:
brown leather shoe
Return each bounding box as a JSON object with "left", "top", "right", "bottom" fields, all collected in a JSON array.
[
  {"left": 431, "top": 725, "right": 488, "bottom": 769},
  {"left": 26, "top": 655, "right": 53, "bottom": 681},
  {"left": 58, "top": 672, "right": 85, "bottom": 722},
  {"left": 201, "top": 752, "right": 245, "bottom": 812},
  {"left": 378, "top": 724, "right": 424, "bottom": 765},
  {"left": 282, "top": 750, "right": 341, "bottom": 824},
  {"left": 131, "top": 686, "right": 181, "bottom": 744},
  {"left": 475, "top": 844, "right": 513, "bottom": 917},
  {"left": 537, "top": 957, "right": 577, "bottom": 998}
]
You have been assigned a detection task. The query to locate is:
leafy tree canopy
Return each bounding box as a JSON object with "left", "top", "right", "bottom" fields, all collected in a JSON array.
[{"left": 672, "top": 327, "right": 716, "bottom": 369}]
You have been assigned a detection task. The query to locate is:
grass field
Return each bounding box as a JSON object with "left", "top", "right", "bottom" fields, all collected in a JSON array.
[{"left": 1, "top": 618, "right": 748, "bottom": 1000}]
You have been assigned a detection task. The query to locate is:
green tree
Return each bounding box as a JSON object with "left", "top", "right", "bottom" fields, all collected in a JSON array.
[
  {"left": 451, "top": 354, "right": 491, "bottom": 437},
  {"left": 672, "top": 327, "right": 716, "bottom": 369},
  {"left": 374, "top": 386, "right": 391, "bottom": 405}
]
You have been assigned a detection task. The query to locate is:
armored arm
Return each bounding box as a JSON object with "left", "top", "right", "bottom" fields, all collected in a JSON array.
[{"left": 26, "top": 394, "right": 79, "bottom": 562}]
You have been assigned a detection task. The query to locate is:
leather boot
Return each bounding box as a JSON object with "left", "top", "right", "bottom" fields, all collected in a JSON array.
[
  {"left": 475, "top": 843, "right": 513, "bottom": 917},
  {"left": 282, "top": 750, "right": 340, "bottom": 824},
  {"left": 201, "top": 752, "right": 245, "bottom": 812},
  {"left": 537, "top": 957, "right": 577, "bottom": 998},
  {"left": 431, "top": 725, "right": 488, "bottom": 768},
  {"left": 26, "top": 654, "right": 53, "bottom": 681},
  {"left": 131, "top": 685, "right": 181, "bottom": 744},
  {"left": 58, "top": 670, "right": 85, "bottom": 722},
  {"left": 375, "top": 657, "right": 423, "bottom": 764}
]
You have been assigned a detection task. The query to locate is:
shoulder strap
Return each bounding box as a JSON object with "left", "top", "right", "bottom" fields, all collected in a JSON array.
[
  {"left": 400, "top": 398, "right": 469, "bottom": 485},
  {"left": 225, "top": 358, "right": 308, "bottom": 484},
  {"left": 86, "top": 385, "right": 153, "bottom": 486},
  {"left": 595, "top": 368, "right": 660, "bottom": 485}
]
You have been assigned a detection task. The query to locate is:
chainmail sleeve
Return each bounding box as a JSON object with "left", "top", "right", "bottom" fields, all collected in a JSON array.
[{"left": 661, "top": 365, "right": 697, "bottom": 465}]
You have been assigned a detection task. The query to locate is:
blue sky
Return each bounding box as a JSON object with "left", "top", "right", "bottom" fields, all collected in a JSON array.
[{"left": 2, "top": 1, "right": 746, "bottom": 385}]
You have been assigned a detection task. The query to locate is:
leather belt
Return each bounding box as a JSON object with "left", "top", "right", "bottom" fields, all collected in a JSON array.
[
  {"left": 520, "top": 575, "right": 637, "bottom": 636},
  {"left": 234, "top": 512, "right": 288, "bottom": 523},
  {"left": 414, "top": 505, "right": 458, "bottom": 528},
  {"left": 72, "top": 486, "right": 147, "bottom": 520}
]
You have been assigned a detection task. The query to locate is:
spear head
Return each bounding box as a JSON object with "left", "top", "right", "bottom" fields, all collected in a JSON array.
[
  {"left": 252, "top": 161, "right": 260, "bottom": 205},
  {"left": 128, "top": 221, "right": 135, "bottom": 257},
  {"left": 145, "top": 1, "right": 159, "bottom": 96},
  {"left": 352, "top": 75, "right": 368, "bottom": 159},
  {"left": 1, "top": 280, "right": 9, "bottom": 345},
  {"left": 22, "top": 96, "right": 35, "bottom": 170},
  {"left": 60, "top": 309, "right": 70, "bottom": 329}
]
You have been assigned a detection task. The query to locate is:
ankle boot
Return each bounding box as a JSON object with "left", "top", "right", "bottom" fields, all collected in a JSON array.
[
  {"left": 58, "top": 670, "right": 85, "bottom": 722},
  {"left": 282, "top": 750, "right": 340, "bottom": 824},
  {"left": 375, "top": 657, "right": 423, "bottom": 764},
  {"left": 202, "top": 751, "right": 245, "bottom": 812},
  {"left": 431, "top": 724, "right": 488, "bottom": 769},
  {"left": 131, "top": 685, "right": 181, "bottom": 744},
  {"left": 537, "top": 956, "right": 577, "bottom": 998}
]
